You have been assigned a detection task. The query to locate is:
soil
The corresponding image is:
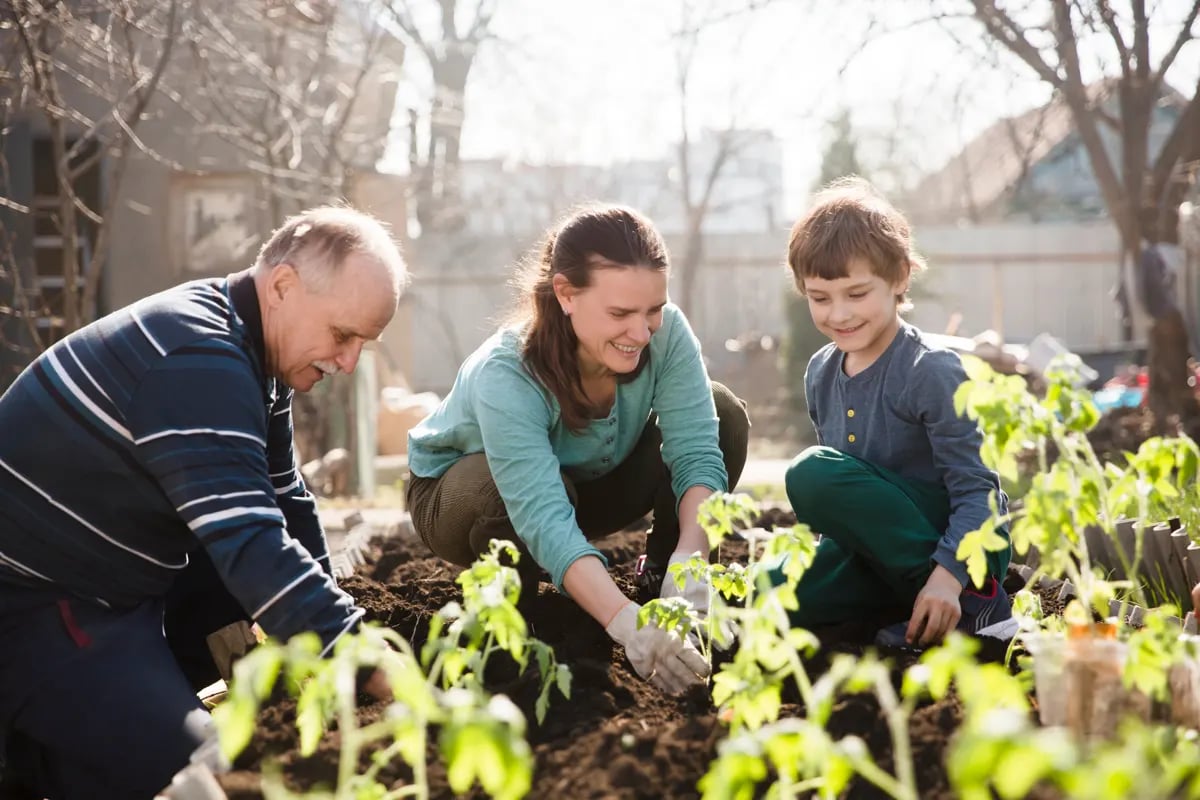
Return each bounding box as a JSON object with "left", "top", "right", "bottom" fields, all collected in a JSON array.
[
  {"left": 216, "top": 527, "right": 1035, "bottom": 800},
  {"left": 1084, "top": 405, "right": 1200, "bottom": 465}
]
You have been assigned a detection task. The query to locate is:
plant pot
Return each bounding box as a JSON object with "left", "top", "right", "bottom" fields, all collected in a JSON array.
[
  {"left": 1110, "top": 517, "right": 1138, "bottom": 580},
  {"left": 1187, "top": 543, "right": 1200, "bottom": 596},
  {"left": 1020, "top": 542, "right": 1041, "bottom": 571},
  {"left": 1172, "top": 526, "right": 1194, "bottom": 585},
  {"left": 1169, "top": 655, "right": 1200, "bottom": 730},
  {"left": 1063, "top": 631, "right": 1150, "bottom": 740},
  {"left": 1143, "top": 522, "right": 1181, "bottom": 605},
  {"left": 1155, "top": 522, "right": 1193, "bottom": 606},
  {"left": 1024, "top": 632, "right": 1068, "bottom": 727},
  {"left": 1081, "top": 524, "right": 1114, "bottom": 577}
]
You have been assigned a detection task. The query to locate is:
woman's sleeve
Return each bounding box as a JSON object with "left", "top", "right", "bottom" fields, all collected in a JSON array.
[
  {"left": 473, "top": 360, "right": 607, "bottom": 591},
  {"left": 652, "top": 307, "right": 728, "bottom": 507}
]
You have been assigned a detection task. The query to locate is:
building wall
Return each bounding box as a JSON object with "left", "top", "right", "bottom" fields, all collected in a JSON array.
[{"left": 403, "top": 222, "right": 1160, "bottom": 394}]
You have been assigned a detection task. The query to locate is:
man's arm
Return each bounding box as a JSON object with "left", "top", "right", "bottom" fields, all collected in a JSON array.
[
  {"left": 266, "top": 387, "right": 332, "bottom": 577},
  {"left": 127, "top": 342, "right": 360, "bottom": 654}
]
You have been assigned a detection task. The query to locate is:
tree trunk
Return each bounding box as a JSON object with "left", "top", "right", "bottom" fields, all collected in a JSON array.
[{"left": 1147, "top": 308, "right": 1198, "bottom": 430}]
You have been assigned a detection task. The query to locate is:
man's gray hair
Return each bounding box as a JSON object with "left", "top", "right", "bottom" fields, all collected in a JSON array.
[{"left": 254, "top": 205, "right": 407, "bottom": 294}]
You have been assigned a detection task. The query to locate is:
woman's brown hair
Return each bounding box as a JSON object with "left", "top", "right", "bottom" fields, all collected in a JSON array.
[{"left": 510, "top": 205, "right": 670, "bottom": 431}]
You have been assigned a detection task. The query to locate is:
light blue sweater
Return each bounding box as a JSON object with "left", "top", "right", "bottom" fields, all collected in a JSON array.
[{"left": 408, "top": 304, "right": 728, "bottom": 589}]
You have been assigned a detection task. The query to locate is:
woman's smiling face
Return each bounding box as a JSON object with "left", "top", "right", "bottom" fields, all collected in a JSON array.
[{"left": 555, "top": 264, "right": 668, "bottom": 378}]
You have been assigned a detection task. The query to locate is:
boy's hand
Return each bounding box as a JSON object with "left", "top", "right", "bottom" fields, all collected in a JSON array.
[{"left": 906, "top": 566, "right": 963, "bottom": 646}]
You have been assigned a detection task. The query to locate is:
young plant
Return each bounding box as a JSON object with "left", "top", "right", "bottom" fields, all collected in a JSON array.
[
  {"left": 421, "top": 539, "right": 571, "bottom": 724},
  {"left": 954, "top": 356, "right": 1197, "bottom": 619},
  {"left": 213, "top": 540, "right": 570, "bottom": 800},
  {"left": 641, "top": 492, "right": 822, "bottom": 727},
  {"left": 213, "top": 623, "right": 534, "bottom": 800}
]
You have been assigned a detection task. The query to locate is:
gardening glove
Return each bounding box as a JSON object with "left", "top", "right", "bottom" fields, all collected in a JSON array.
[
  {"left": 605, "top": 601, "right": 710, "bottom": 694},
  {"left": 660, "top": 551, "right": 737, "bottom": 648},
  {"left": 206, "top": 620, "right": 259, "bottom": 682}
]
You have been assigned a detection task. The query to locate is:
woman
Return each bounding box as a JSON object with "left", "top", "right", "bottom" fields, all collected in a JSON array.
[{"left": 407, "top": 205, "right": 749, "bottom": 694}]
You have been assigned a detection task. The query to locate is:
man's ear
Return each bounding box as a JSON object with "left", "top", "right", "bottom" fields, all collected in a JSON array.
[{"left": 264, "top": 263, "right": 300, "bottom": 307}]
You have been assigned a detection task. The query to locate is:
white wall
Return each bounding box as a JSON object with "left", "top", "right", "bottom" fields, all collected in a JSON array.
[{"left": 403, "top": 222, "right": 1174, "bottom": 393}]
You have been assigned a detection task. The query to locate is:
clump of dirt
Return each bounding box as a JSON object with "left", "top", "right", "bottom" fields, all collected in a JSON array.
[
  {"left": 751, "top": 505, "right": 798, "bottom": 531},
  {"left": 216, "top": 528, "right": 1020, "bottom": 800}
]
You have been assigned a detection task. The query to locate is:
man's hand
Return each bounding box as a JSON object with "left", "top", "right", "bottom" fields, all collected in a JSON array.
[
  {"left": 604, "top": 601, "right": 709, "bottom": 693},
  {"left": 360, "top": 668, "right": 393, "bottom": 702},
  {"left": 906, "top": 566, "right": 964, "bottom": 646},
  {"left": 1191, "top": 582, "right": 1200, "bottom": 619}
]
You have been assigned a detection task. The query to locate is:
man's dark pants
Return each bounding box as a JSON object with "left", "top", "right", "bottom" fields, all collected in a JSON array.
[{"left": 0, "top": 550, "right": 246, "bottom": 800}]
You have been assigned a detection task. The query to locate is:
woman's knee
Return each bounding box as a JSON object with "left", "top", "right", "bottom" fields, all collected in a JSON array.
[
  {"left": 711, "top": 382, "right": 750, "bottom": 486},
  {"left": 414, "top": 457, "right": 511, "bottom": 565}
]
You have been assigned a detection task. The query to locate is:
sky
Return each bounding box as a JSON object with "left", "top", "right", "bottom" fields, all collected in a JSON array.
[{"left": 379, "top": 0, "right": 1200, "bottom": 218}]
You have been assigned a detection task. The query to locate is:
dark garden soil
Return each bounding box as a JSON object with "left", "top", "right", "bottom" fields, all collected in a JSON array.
[
  {"left": 217, "top": 512, "right": 1041, "bottom": 800},
  {"left": 1085, "top": 405, "right": 1200, "bottom": 465}
]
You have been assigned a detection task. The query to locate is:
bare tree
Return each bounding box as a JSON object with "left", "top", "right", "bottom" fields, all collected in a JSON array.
[
  {"left": 670, "top": 0, "right": 782, "bottom": 320},
  {"left": 1, "top": 0, "right": 181, "bottom": 341},
  {"left": 954, "top": 0, "right": 1200, "bottom": 423},
  {"left": 385, "top": 0, "right": 499, "bottom": 235},
  {"left": 181, "top": 0, "right": 402, "bottom": 219}
]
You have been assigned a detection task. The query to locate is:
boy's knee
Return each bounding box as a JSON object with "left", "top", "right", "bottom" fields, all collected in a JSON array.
[{"left": 784, "top": 446, "right": 846, "bottom": 511}]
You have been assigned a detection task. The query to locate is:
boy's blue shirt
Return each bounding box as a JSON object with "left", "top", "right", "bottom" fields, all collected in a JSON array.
[
  {"left": 804, "top": 319, "right": 1008, "bottom": 587},
  {"left": 408, "top": 303, "right": 728, "bottom": 591}
]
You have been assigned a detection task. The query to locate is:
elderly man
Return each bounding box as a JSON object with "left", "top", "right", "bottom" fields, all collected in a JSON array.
[{"left": 0, "top": 206, "right": 406, "bottom": 799}]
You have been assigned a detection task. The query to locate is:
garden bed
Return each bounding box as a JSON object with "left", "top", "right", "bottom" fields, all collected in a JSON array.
[{"left": 215, "top": 510, "right": 1034, "bottom": 800}]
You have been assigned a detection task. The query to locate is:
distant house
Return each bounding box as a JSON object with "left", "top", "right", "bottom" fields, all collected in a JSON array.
[
  {"left": 904, "top": 80, "right": 1186, "bottom": 225},
  {"left": 455, "top": 128, "right": 786, "bottom": 237}
]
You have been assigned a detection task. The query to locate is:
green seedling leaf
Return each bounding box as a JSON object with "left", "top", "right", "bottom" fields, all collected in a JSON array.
[
  {"left": 956, "top": 525, "right": 1009, "bottom": 590},
  {"left": 639, "top": 597, "right": 697, "bottom": 639},
  {"left": 698, "top": 744, "right": 767, "bottom": 800},
  {"left": 698, "top": 492, "right": 760, "bottom": 550}
]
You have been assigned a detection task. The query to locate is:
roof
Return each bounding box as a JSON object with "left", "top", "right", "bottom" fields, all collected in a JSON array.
[{"left": 904, "top": 79, "right": 1187, "bottom": 225}]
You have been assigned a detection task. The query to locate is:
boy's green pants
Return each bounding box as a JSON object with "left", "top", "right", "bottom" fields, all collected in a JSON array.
[{"left": 772, "top": 446, "right": 1010, "bottom": 628}]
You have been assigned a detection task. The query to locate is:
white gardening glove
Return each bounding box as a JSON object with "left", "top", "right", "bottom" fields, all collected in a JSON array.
[
  {"left": 604, "top": 601, "right": 710, "bottom": 693},
  {"left": 660, "top": 551, "right": 737, "bottom": 648}
]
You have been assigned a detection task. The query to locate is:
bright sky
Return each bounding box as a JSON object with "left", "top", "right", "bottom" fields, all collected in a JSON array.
[{"left": 380, "top": 0, "right": 1200, "bottom": 217}]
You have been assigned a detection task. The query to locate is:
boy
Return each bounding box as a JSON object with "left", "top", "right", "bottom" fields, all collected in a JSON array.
[{"left": 779, "top": 177, "right": 1015, "bottom": 648}]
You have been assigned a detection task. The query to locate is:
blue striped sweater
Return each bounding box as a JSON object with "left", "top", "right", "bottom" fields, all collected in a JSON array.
[{"left": 0, "top": 273, "right": 362, "bottom": 652}]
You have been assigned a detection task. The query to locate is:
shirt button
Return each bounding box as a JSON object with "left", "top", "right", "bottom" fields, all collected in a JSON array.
[
  {"left": 848, "top": 434, "right": 856, "bottom": 443},
  {"left": 602, "top": 457, "right": 611, "bottom": 464},
  {"left": 609, "top": 418, "right": 616, "bottom": 425},
  {"left": 605, "top": 437, "right": 614, "bottom": 445},
  {"left": 847, "top": 409, "right": 855, "bottom": 418}
]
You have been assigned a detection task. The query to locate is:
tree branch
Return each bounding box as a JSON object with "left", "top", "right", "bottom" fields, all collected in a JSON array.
[
  {"left": 1152, "top": 2, "right": 1200, "bottom": 93},
  {"left": 970, "top": 0, "right": 1065, "bottom": 88},
  {"left": 1096, "top": 0, "right": 1132, "bottom": 79}
]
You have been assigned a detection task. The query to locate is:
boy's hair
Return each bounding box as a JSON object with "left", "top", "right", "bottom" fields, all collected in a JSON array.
[{"left": 786, "top": 176, "right": 926, "bottom": 308}]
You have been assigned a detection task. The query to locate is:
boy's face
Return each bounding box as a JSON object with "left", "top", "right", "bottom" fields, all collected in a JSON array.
[{"left": 803, "top": 256, "right": 907, "bottom": 367}]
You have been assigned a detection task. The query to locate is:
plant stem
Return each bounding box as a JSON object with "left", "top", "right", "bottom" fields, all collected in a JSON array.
[
  {"left": 851, "top": 754, "right": 914, "bottom": 800},
  {"left": 336, "top": 663, "right": 360, "bottom": 799},
  {"left": 875, "top": 674, "right": 917, "bottom": 800}
]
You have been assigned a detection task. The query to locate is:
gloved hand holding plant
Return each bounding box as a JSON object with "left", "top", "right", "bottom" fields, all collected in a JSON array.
[{"left": 604, "top": 600, "right": 709, "bottom": 693}]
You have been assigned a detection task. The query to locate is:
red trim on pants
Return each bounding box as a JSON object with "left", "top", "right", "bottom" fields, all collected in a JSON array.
[{"left": 57, "top": 599, "right": 93, "bottom": 648}]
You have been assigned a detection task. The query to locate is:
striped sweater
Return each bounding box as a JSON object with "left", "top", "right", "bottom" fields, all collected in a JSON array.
[{"left": 0, "top": 273, "right": 362, "bottom": 652}]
